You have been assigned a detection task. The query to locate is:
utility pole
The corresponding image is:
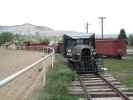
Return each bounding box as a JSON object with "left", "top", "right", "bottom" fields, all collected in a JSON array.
[
  {"left": 98, "top": 17, "right": 106, "bottom": 39},
  {"left": 86, "top": 22, "right": 90, "bottom": 33}
]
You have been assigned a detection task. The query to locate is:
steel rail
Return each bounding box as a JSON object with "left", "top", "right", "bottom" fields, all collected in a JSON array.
[
  {"left": 79, "top": 74, "right": 92, "bottom": 100},
  {"left": 0, "top": 48, "right": 54, "bottom": 88},
  {"left": 98, "top": 74, "right": 130, "bottom": 100}
]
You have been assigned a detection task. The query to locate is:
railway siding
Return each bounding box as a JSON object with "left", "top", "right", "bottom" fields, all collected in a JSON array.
[{"left": 69, "top": 72, "right": 133, "bottom": 100}]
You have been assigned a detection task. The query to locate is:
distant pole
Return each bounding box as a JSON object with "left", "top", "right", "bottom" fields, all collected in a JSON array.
[
  {"left": 98, "top": 17, "right": 106, "bottom": 39},
  {"left": 86, "top": 22, "right": 90, "bottom": 33}
]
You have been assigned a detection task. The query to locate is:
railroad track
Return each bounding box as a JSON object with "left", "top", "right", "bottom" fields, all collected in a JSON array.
[{"left": 69, "top": 72, "right": 133, "bottom": 100}]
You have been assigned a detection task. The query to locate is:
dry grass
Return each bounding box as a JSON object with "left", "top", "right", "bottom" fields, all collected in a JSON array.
[{"left": 0, "top": 48, "right": 46, "bottom": 100}]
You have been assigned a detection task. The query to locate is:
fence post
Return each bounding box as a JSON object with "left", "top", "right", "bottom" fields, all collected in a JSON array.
[
  {"left": 51, "top": 48, "right": 55, "bottom": 68},
  {"left": 43, "top": 48, "right": 44, "bottom": 53},
  {"left": 42, "top": 66, "right": 46, "bottom": 86}
]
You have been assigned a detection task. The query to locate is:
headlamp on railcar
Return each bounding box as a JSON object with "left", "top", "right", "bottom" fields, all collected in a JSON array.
[
  {"left": 67, "top": 49, "right": 72, "bottom": 56},
  {"left": 92, "top": 49, "right": 96, "bottom": 55}
]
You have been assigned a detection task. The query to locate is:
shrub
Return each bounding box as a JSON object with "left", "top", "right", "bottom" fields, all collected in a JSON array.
[
  {"left": 128, "top": 34, "right": 133, "bottom": 45},
  {"left": 38, "top": 54, "right": 79, "bottom": 100},
  {"left": 0, "top": 32, "right": 14, "bottom": 45},
  {"left": 118, "top": 28, "right": 128, "bottom": 44}
]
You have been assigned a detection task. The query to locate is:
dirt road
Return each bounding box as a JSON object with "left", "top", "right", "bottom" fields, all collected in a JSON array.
[{"left": 0, "top": 48, "right": 51, "bottom": 100}]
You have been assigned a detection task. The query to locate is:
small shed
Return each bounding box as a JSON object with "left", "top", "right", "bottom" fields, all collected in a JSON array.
[{"left": 8, "top": 43, "right": 17, "bottom": 50}]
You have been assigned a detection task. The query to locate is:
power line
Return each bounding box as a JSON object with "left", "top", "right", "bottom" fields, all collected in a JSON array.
[{"left": 98, "top": 17, "right": 106, "bottom": 39}]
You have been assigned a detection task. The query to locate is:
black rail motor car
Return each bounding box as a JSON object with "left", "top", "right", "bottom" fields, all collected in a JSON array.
[{"left": 63, "top": 32, "right": 102, "bottom": 73}]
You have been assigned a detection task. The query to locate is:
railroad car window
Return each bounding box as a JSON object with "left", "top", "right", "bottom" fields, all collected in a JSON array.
[
  {"left": 84, "top": 40, "right": 89, "bottom": 44},
  {"left": 67, "top": 40, "right": 76, "bottom": 47},
  {"left": 76, "top": 39, "right": 83, "bottom": 44}
]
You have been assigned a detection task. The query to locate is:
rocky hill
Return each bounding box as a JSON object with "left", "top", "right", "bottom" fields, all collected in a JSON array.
[
  {"left": 0, "top": 23, "right": 56, "bottom": 35},
  {"left": 0, "top": 23, "right": 124, "bottom": 38}
]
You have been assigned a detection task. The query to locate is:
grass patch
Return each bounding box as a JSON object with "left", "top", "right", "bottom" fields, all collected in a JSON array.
[
  {"left": 38, "top": 54, "right": 79, "bottom": 100},
  {"left": 104, "top": 55, "right": 133, "bottom": 87},
  {"left": 127, "top": 46, "right": 133, "bottom": 49}
]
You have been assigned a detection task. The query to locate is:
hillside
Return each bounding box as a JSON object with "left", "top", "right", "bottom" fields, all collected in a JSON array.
[
  {"left": 0, "top": 23, "right": 54, "bottom": 35},
  {"left": 0, "top": 23, "right": 131, "bottom": 38},
  {"left": 0, "top": 23, "right": 77, "bottom": 36}
]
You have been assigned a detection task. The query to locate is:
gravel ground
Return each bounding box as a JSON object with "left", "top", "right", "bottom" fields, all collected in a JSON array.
[{"left": 0, "top": 48, "right": 51, "bottom": 100}]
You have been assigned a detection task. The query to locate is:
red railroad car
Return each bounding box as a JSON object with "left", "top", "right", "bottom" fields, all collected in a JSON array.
[
  {"left": 96, "top": 39, "right": 127, "bottom": 58},
  {"left": 24, "top": 43, "right": 56, "bottom": 52},
  {"left": 24, "top": 43, "right": 48, "bottom": 49}
]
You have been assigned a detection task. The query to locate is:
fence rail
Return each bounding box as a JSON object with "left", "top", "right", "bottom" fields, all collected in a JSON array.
[{"left": 0, "top": 47, "right": 55, "bottom": 88}]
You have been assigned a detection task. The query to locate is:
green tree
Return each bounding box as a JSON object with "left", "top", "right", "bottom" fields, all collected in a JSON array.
[
  {"left": 15, "top": 34, "right": 25, "bottom": 45},
  {"left": 0, "top": 32, "right": 14, "bottom": 45},
  {"left": 118, "top": 28, "right": 128, "bottom": 44}
]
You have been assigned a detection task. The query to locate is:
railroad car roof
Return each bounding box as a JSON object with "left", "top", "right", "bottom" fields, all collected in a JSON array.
[{"left": 64, "top": 32, "right": 94, "bottom": 39}]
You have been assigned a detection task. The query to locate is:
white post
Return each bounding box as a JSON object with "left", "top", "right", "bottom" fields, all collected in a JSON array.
[
  {"left": 42, "top": 66, "right": 46, "bottom": 86},
  {"left": 47, "top": 48, "right": 48, "bottom": 53},
  {"left": 42, "top": 48, "right": 44, "bottom": 53},
  {"left": 51, "top": 48, "right": 55, "bottom": 68},
  {"left": 51, "top": 55, "right": 53, "bottom": 68}
]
